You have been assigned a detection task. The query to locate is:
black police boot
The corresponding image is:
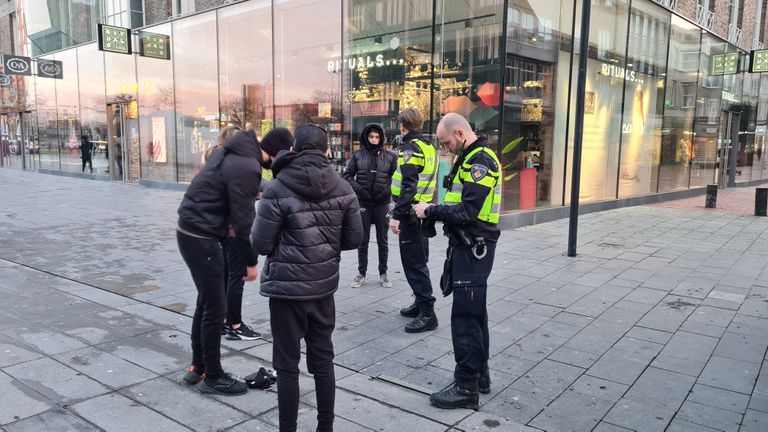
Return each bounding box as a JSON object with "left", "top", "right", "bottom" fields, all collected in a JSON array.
[
  {"left": 478, "top": 365, "right": 491, "bottom": 394},
  {"left": 400, "top": 302, "right": 420, "bottom": 318},
  {"left": 430, "top": 381, "right": 479, "bottom": 410},
  {"left": 404, "top": 303, "right": 438, "bottom": 333}
]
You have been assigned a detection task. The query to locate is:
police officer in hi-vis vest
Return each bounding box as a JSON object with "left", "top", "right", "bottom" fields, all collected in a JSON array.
[
  {"left": 389, "top": 108, "right": 439, "bottom": 333},
  {"left": 413, "top": 113, "right": 501, "bottom": 410}
]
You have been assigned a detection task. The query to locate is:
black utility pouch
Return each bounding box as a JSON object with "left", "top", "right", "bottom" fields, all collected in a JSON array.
[{"left": 440, "top": 246, "right": 454, "bottom": 297}]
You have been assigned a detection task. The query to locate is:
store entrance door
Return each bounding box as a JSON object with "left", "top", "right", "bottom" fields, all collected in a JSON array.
[
  {"left": 0, "top": 111, "right": 37, "bottom": 171},
  {"left": 106, "top": 102, "right": 137, "bottom": 182},
  {"left": 717, "top": 111, "right": 741, "bottom": 188}
]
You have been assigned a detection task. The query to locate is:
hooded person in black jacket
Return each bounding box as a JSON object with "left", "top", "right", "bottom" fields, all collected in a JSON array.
[
  {"left": 342, "top": 124, "right": 397, "bottom": 289},
  {"left": 251, "top": 124, "right": 363, "bottom": 432},
  {"left": 176, "top": 129, "right": 265, "bottom": 396}
]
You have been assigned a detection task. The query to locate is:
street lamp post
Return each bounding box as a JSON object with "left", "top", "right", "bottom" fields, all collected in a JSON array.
[{"left": 567, "top": 0, "right": 593, "bottom": 257}]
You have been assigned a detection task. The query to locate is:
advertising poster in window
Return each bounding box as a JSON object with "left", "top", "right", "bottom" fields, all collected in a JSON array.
[{"left": 152, "top": 116, "right": 167, "bottom": 163}]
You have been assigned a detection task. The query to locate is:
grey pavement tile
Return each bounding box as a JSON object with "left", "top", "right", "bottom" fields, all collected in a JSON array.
[
  {"left": 510, "top": 359, "right": 585, "bottom": 400},
  {"left": 587, "top": 337, "right": 663, "bottom": 385},
  {"left": 748, "top": 365, "right": 768, "bottom": 413},
  {"left": 522, "top": 303, "right": 565, "bottom": 318},
  {"left": 621, "top": 287, "right": 668, "bottom": 305},
  {"left": 636, "top": 295, "right": 700, "bottom": 333},
  {"left": 72, "top": 393, "right": 191, "bottom": 432},
  {"left": 675, "top": 400, "right": 742, "bottom": 432},
  {"left": 665, "top": 419, "right": 721, "bottom": 432},
  {"left": 1, "top": 325, "right": 88, "bottom": 356},
  {"left": 741, "top": 409, "right": 768, "bottom": 432},
  {"left": 302, "top": 388, "right": 446, "bottom": 431},
  {"left": 488, "top": 353, "right": 536, "bottom": 380},
  {"left": 688, "top": 383, "right": 750, "bottom": 414},
  {"left": 3, "top": 408, "right": 100, "bottom": 432},
  {"left": 258, "top": 404, "right": 373, "bottom": 432},
  {"left": 486, "top": 300, "right": 527, "bottom": 323},
  {"left": 623, "top": 367, "right": 695, "bottom": 409},
  {"left": 482, "top": 386, "right": 550, "bottom": 425},
  {"left": 53, "top": 346, "right": 158, "bottom": 389},
  {"left": 624, "top": 326, "right": 673, "bottom": 345},
  {"left": 547, "top": 345, "right": 601, "bottom": 369},
  {"left": 651, "top": 331, "right": 718, "bottom": 377},
  {"left": 455, "top": 412, "right": 540, "bottom": 431},
  {"left": 502, "top": 331, "right": 569, "bottom": 362},
  {"left": 121, "top": 377, "right": 250, "bottom": 431},
  {"left": 402, "top": 364, "right": 454, "bottom": 393},
  {"left": 337, "top": 373, "right": 469, "bottom": 425},
  {"left": 713, "top": 331, "right": 768, "bottom": 364},
  {"left": 71, "top": 286, "right": 142, "bottom": 308},
  {"left": 549, "top": 311, "right": 594, "bottom": 328},
  {"left": 3, "top": 357, "right": 109, "bottom": 404},
  {"left": 529, "top": 388, "right": 617, "bottom": 432},
  {"left": 117, "top": 303, "right": 191, "bottom": 332},
  {"left": 728, "top": 314, "right": 768, "bottom": 338},
  {"left": 0, "top": 335, "right": 43, "bottom": 368},
  {"left": 96, "top": 335, "right": 189, "bottom": 375},
  {"left": 537, "top": 284, "right": 597, "bottom": 308},
  {"left": 603, "top": 398, "right": 674, "bottom": 432},
  {"left": 592, "top": 422, "right": 634, "bottom": 432},
  {"left": 698, "top": 356, "right": 760, "bottom": 394},
  {"left": 225, "top": 419, "right": 278, "bottom": 431},
  {"left": 671, "top": 277, "right": 717, "bottom": 299},
  {"left": 361, "top": 358, "right": 419, "bottom": 380},
  {"left": 335, "top": 345, "right": 391, "bottom": 370},
  {"left": 0, "top": 372, "right": 52, "bottom": 425}
]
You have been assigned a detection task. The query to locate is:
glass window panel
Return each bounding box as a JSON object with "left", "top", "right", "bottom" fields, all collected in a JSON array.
[
  {"left": 218, "top": 0, "right": 273, "bottom": 136},
  {"left": 137, "top": 22, "right": 175, "bottom": 182},
  {"left": 659, "top": 16, "right": 700, "bottom": 192},
  {"left": 690, "top": 33, "right": 725, "bottom": 188},
  {"left": 502, "top": 0, "right": 570, "bottom": 210},
  {"left": 34, "top": 66, "right": 59, "bottom": 171},
  {"left": 78, "top": 43, "right": 108, "bottom": 176},
  {"left": 173, "top": 12, "right": 219, "bottom": 183},
  {"left": 618, "top": 1, "right": 669, "bottom": 198},
  {"left": 55, "top": 49, "right": 83, "bottom": 173},
  {"left": 275, "top": 0, "right": 343, "bottom": 169}
]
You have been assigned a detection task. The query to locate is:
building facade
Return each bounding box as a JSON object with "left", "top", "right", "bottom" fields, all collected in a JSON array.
[{"left": 1, "top": 0, "right": 768, "bottom": 216}]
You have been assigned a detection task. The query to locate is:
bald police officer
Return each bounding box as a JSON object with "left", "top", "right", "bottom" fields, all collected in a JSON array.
[{"left": 413, "top": 113, "right": 501, "bottom": 410}]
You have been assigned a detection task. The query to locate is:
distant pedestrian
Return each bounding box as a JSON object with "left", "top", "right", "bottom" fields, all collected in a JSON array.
[
  {"left": 251, "top": 124, "right": 363, "bottom": 432},
  {"left": 176, "top": 129, "right": 266, "bottom": 396},
  {"left": 343, "top": 123, "right": 397, "bottom": 288},
  {"left": 223, "top": 127, "right": 292, "bottom": 341},
  {"left": 80, "top": 135, "right": 93, "bottom": 173}
]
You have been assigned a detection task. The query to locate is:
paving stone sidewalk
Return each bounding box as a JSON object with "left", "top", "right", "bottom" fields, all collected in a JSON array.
[{"left": 1, "top": 169, "right": 768, "bottom": 431}]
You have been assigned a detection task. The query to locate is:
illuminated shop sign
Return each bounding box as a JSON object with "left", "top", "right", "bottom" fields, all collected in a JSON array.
[
  {"left": 599, "top": 63, "right": 644, "bottom": 84},
  {"left": 327, "top": 55, "right": 405, "bottom": 73},
  {"left": 98, "top": 24, "right": 132, "bottom": 55},
  {"left": 139, "top": 31, "right": 170, "bottom": 60},
  {"left": 711, "top": 53, "right": 739, "bottom": 76},
  {"left": 750, "top": 49, "right": 768, "bottom": 73}
]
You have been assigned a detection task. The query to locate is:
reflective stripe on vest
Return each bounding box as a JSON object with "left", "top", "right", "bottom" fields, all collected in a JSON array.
[
  {"left": 391, "top": 138, "right": 437, "bottom": 202},
  {"left": 443, "top": 146, "right": 502, "bottom": 224}
]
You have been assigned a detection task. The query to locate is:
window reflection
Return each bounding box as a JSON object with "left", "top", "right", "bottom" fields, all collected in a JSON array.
[
  {"left": 55, "top": 50, "right": 83, "bottom": 174},
  {"left": 34, "top": 69, "right": 59, "bottom": 171},
  {"left": 78, "top": 44, "right": 109, "bottom": 176}
]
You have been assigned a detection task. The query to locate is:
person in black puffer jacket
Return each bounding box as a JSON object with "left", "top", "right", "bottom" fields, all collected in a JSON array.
[
  {"left": 251, "top": 124, "right": 363, "bottom": 432},
  {"left": 342, "top": 123, "right": 397, "bottom": 289},
  {"left": 176, "top": 129, "right": 265, "bottom": 396}
]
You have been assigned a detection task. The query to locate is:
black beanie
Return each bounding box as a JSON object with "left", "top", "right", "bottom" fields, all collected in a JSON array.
[
  {"left": 260, "top": 128, "right": 293, "bottom": 157},
  {"left": 293, "top": 124, "right": 328, "bottom": 152}
]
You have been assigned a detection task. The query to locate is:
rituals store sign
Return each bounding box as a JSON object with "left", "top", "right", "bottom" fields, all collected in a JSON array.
[
  {"left": 139, "top": 31, "right": 171, "bottom": 60},
  {"left": 98, "top": 24, "right": 132, "bottom": 55}
]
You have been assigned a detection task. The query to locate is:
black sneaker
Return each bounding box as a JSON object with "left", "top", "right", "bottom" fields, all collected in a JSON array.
[
  {"left": 182, "top": 365, "right": 205, "bottom": 386},
  {"left": 199, "top": 373, "right": 248, "bottom": 396},
  {"left": 225, "top": 324, "right": 261, "bottom": 341}
]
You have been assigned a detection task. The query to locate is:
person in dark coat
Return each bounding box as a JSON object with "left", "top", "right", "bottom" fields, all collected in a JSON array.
[
  {"left": 176, "top": 129, "right": 265, "bottom": 396},
  {"left": 80, "top": 135, "right": 93, "bottom": 173},
  {"left": 251, "top": 124, "right": 363, "bottom": 432},
  {"left": 342, "top": 124, "right": 397, "bottom": 288}
]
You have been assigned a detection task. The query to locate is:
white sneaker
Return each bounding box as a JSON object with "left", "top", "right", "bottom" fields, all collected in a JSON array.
[
  {"left": 380, "top": 274, "right": 392, "bottom": 288},
  {"left": 351, "top": 274, "right": 366, "bottom": 288}
]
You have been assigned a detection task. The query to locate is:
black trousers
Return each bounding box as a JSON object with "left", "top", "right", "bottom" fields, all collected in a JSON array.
[
  {"left": 223, "top": 236, "right": 246, "bottom": 326},
  {"left": 81, "top": 158, "right": 92, "bottom": 172},
  {"left": 450, "top": 242, "right": 495, "bottom": 383},
  {"left": 399, "top": 218, "right": 434, "bottom": 305},
  {"left": 357, "top": 204, "right": 389, "bottom": 276},
  {"left": 270, "top": 296, "right": 336, "bottom": 432},
  {"left": 177, "top": 231, "right": 226, "bottom": 378}
]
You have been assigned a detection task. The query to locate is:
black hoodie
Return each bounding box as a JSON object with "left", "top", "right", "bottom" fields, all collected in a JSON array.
[
  {"left": 250, "top": 150, "right": 364, "bottom": 300},
  {"left": 341, "top": 124, "right": 397, "bottom": 206},
  {"left": 177, "top": 130, "right": 262, "bottom": 265}
]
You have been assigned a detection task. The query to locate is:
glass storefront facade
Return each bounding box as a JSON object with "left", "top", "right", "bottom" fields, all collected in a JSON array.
[{"left": 3, "top": 0, "right": 768, "bottom": 215}]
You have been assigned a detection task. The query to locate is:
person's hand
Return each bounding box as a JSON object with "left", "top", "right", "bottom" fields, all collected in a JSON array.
[
  {"left": 412, "top": 202, "right": 432, "bottom": 219},
  {"left": 244, "top": 265, "right": 258, "bottom": 281},
  {"left": 389, "top": 218, "right": 400, "bottom": 235}
]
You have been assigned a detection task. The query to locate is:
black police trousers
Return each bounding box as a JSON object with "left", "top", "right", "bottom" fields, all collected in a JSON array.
[
  {"left": 450, "top": 242, "right": 496, "bottom": 383},
  {"left": 398, "top": 218, "right": 435, "bottom": 306}
]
